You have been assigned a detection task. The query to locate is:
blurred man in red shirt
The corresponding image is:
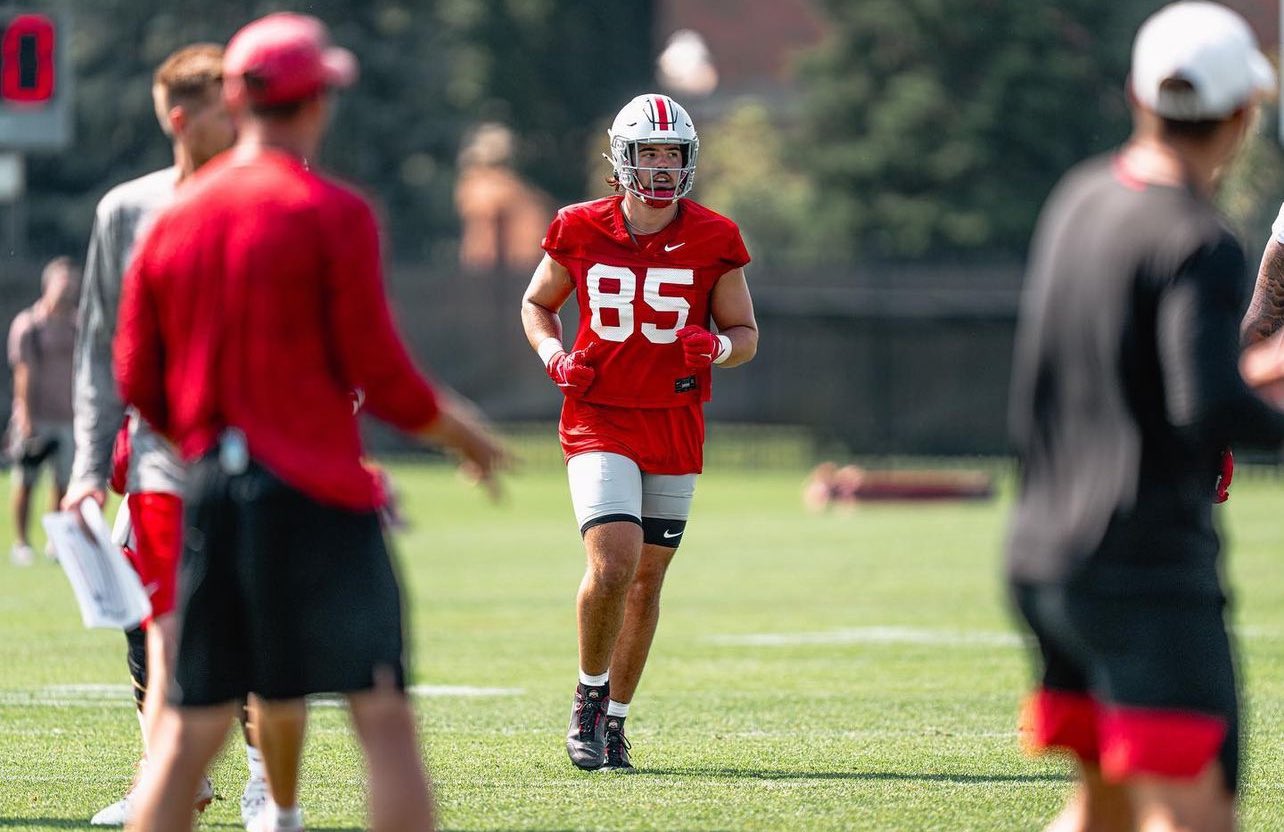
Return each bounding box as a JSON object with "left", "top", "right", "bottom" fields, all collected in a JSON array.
[{"left": 118, "top": 14, "right": 506, "bottom": 832}]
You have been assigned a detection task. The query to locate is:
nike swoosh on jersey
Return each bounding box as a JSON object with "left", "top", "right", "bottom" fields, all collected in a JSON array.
[{"left": 664, "top": 242, "right": 685, "bottom": 252}]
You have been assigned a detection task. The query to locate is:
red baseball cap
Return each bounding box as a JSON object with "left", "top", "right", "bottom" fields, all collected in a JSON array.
[{"left": 223, "top": 13, "right": 357, "bottom": 107}]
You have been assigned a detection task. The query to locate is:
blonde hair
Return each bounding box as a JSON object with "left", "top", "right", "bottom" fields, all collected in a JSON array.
[{"left": 152, "top": 44, "right": 224, "bottom": 135}]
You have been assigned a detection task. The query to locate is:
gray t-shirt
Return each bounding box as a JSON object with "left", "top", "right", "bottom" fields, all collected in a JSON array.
[
  {"left": 8, "top": 303, "right": 76, "bottom": 425},
  {"left": 70, "top": 167, "right": 185, "bottom": 495}
]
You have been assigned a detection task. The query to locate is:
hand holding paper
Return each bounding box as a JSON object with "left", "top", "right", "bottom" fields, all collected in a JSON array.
[{"left": 42, "top": 500, "right": 150, "bottom": 630}]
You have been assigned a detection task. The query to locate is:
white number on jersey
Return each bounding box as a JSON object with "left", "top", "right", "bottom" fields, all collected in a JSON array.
[{"left": 586, "top": 265, "right": 694, "bottom": 343}]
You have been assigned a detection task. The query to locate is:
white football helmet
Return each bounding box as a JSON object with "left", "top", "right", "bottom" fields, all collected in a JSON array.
[{"left": 607, "top": 93, "right": 699, "bottom": 204}]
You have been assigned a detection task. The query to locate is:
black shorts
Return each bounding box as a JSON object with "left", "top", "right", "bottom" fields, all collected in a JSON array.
[
  {"left": 1011, "top": 581, "right": 1238, "bottom": 792},
  {"left": 171, "top": 456, "right": 407, "bottom": 706}
]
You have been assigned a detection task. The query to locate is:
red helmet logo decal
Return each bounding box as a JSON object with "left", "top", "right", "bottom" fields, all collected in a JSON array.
[{"left": 647, "top": 95, "right": 673, "bottom": 130}]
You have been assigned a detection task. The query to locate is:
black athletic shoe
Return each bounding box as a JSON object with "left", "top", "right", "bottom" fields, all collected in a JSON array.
[
  {"left": 566, "top": 683, "right": 608, "bottom": 770},
  {"left": 601, "top": 716, "right": 634, "bottom": 772}
]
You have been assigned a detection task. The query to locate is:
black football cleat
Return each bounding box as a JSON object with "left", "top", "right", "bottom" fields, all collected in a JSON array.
[
  {"left": 566, "top": 683, "right": 609, "bottom": 770},
  {"left": 600, "top": 716, "right": 634, "bottom": 772}
]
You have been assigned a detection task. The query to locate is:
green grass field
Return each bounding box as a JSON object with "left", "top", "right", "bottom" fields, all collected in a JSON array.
[{"left": 2, "top": 456, "right": 1284, "bottom": 830}]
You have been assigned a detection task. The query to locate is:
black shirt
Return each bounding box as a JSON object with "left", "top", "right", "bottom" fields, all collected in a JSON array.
[{"left": 1006, "top": 155, "right": 1284, "bottom": 592}]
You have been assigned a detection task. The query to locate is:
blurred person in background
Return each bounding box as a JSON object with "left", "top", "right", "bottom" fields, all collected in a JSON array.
[
  {"left": 454, "top": 121, "right": 552, "bottom": 274},
  {"left": 7, "top": 256, "right": 78, "bottom": 566},
  {"left": 522, "top": 92, "right": 758, "bottom": 772},
  {"left": 117, "top": 14, "right": 507, "bottom": 832},
  {"left": 61, "top": 43, "right": 250, "bottom": 827},
  {"left": 1006, "top": 3, "right": 1284, "bottom": 830}
]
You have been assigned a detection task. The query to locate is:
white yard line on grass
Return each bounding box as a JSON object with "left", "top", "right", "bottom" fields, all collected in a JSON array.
[
  {"left": 709, "top": 624, "right": 1284, "bottom": 648},
  {"left": 307, "top": 686, "right": 526, "bottom": 708},
  {"left": 407, "top": 684, "right": 525, "bottom": 697},
  {"left": 0, "top": 683, "right": 524, "bottom": 708},
  {"left": 708, "top": 627, "right": 1025, "bottom": 648}
]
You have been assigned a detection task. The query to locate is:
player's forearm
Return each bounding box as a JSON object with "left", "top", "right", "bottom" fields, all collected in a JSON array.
[
  {"left": 1242, "top": 240, "right": 1284, "bottom": 346},
  {"left": 416, "top": 388, "right": 507, "bottom": 496},
  {"left": 716, "top": 324, "right": 758, "bottom": 368},
  {"left": 11, "top": 364, "right": 30, "bottom": 430},
  {"left": 521, "top": 298, "right": 564, "bottom": 352},
  {"left": 70, "top": 331, "right": 124, "bottom": 490}
]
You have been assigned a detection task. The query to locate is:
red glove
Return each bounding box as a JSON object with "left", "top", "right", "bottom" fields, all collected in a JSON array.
[
  {"left": 676, "top": 325, "right": 727, "bottom": 369},
  {"left": 546, "top": 343, "right": 597, "bottom": 396},
  {"left": 1214, "top": 448, "right": 1233, "bottom": 504}
]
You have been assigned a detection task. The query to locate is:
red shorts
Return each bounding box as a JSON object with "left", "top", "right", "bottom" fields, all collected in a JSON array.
[
  {"left": 559, "top": 397, "right": 705, "bottom": 474},
  {"left": 122, "top": 492, "right": 184, "bottom": 625},
  {"left": 1021, "top": 688, "right": 1228, "bottom": 784}
]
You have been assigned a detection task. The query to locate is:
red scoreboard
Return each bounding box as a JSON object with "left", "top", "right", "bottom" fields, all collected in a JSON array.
[{"left": 0, "top": 8, "right": 72, "bottom": 150}]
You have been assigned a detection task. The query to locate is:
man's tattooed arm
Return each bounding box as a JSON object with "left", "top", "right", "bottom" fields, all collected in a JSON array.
[{"left": 1242, "top": 237, "right": 1284, "bottom": 347}]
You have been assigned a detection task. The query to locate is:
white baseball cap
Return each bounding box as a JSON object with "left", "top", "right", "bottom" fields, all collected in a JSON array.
[{"left": 1130, "top": 1, "right": 1275, "bottom": 121}]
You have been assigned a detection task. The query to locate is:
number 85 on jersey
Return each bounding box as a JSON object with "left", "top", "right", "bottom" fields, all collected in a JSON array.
[{"left": 586, "top": 265, "right": 699, "bottom": 344}]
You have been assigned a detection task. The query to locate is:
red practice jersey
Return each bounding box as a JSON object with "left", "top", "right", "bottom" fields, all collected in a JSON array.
[
  {"left": 116, "top": 149, "right": 439, "bottom": 510},
  {"left": 543, "top": 195, "right": 749, "bottom": 474},
  {"left": 543, "top": 195, "right": 750, "bottom": 409}
]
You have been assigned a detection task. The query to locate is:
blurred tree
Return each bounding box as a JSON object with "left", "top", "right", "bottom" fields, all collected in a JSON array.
[
  {"left": 696, "top": 101, "right": 834, "bottom": 270},
  {"left": 21, "top": 0, "right": 652, "bottom": 263},
  {"left": 1219, "top": 106, "right": 1284, "bottom": 253},
  {"left": 793, "top": 0, "right": 1154, "bottom": 261}
]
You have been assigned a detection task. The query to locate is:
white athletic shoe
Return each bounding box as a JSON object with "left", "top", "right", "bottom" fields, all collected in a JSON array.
[
  {"left": 240, "top": 774, "right": 270, "bottom": 827},
  {"left": 194, "top": 775, "right": 215, "bottom": 812},
  {"left": 90, "top": 774, "right": 215, "bottom": 826},
  {"left": 247, "top": 806, "right": 304, "bottom": 832},
  {"left": 89, "top": 793, "right": 132, "bottom": 826},
  {"left": 10, "top": 543, "right": 33, "bottom": 567}
]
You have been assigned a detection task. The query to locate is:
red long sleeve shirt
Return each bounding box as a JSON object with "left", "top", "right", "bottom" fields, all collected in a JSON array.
[{"left": 115, "top": 148, "right": 439, "bottom": 509}]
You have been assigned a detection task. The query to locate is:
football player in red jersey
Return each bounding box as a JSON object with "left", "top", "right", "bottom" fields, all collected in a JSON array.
[{"left": 521, "top": 93, "right": 759, "bottom": 771}]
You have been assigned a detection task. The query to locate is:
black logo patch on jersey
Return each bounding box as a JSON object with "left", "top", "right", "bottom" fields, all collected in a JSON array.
[{"left": 674, "top": 375, "right": 698, "bottom": 393}]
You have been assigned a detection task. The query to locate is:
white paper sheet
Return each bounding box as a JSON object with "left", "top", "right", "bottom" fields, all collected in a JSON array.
[{"left": 42, "top": 500, "right": 151, "bottom": 630}]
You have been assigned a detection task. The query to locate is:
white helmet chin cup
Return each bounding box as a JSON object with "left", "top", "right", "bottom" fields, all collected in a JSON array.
[{"left": 607, "top": 93, "right": 699, "bottom": 202}]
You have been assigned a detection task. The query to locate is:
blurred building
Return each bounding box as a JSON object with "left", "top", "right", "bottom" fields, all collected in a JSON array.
[
  {"left": 656, "top": 0, "right": 825, "bottom": 105},
  {"left": 454, "top": 123, "right": 552, "bottom": 276},
  {"left": 1225, "top": 0, "right": 1277, "bottom": 45}
]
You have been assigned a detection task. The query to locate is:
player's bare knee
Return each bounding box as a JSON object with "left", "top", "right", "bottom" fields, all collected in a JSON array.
[
  {"left": 349, "top": 685, "right": 415, "bottom": 740},
  {"left": 1130, "top": 767, "right": 1235, "bottom": 832},
  {"left": 148, "top": 615, "right": 180, "bottom": 666},
  {"left": 628, "top": 573, "right": 665, "bottom": 610},
  {"left": 257, "top": 696, "right": 308, "bottom": 733},
  {"left": 586, "top": 557, "right": 637, "bottom": 594},
  {"left": 169, "top": 702, "right": 238, "bottom": 748}
]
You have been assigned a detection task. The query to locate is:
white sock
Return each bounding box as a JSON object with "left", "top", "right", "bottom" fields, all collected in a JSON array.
[
  {"left": 606, "top": 700, "right": 630, "bottom": 718},
  {"left": 579, "top": 669, "right": 609, "bottom": 687},
  {"left": 245, "top": 744, "right": 266, "bottom": 781},
  {"left": 274, "top": 805, "right": 302, "bottom": 827}
]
